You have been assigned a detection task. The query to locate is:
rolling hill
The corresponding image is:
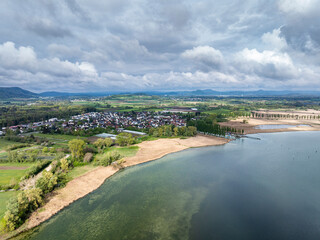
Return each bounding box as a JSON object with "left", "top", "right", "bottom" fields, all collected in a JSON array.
[{"left": 0, "top": 87, "right": 39, "bottom": 99}]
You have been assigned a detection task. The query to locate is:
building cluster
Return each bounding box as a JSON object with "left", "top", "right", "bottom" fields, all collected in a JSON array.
[
  {"left": 70, "top": 111, "right": 186, "bottom": 129},
  {"left": 3, "top": 111, "right": 186, "bottom": 134}
]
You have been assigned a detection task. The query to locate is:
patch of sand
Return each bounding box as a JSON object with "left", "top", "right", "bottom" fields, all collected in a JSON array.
[
  {"left": 220, "top": 118, "right": 320, "bottom": 134},
  {"left": 24, "top": 135, "right": 228, "bottom": 231}
]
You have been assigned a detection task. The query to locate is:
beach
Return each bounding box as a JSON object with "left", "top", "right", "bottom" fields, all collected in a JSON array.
[
  {"left": 24, "top": 135, "right": 229, "bottom": 231},
  {"left": 220, "top": 118, "right": 320, "bottom": 134}
]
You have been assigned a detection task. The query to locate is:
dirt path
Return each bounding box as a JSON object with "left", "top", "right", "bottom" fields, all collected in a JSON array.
[{"left": 25, "top": 135, "right": 229, "bottom": 230}]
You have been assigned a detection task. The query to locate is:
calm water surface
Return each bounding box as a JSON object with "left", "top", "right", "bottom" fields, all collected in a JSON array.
[{"left": 19, "top": 132, "right": 320, "bottom": 240}]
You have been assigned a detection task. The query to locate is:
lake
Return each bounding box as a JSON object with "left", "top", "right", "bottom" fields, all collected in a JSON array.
[{"left": 18, "top": 131, "right": 320, "bottom": 240}]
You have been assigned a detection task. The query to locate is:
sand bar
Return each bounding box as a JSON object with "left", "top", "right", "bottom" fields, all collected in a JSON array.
[{"left": 220, "top": 118, "right": 320, "bottom": 134}]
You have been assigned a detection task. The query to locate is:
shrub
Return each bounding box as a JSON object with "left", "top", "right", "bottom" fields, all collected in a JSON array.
[
  {"left": 56, "top": 147, "right": 70, "bottom": 153},
  {"left": 104, "top": 138, "right": 113, "bottom": 147},
  {"left": 96, "top": 151, "right": 122, "bottom": 166},
  {"left": 60, "top": 158, "right": 69, "bottom": 172},
  {"left": 73, "top": 161, "right": 88, "bottom": 167},
  {"left": 49, "top": 147, "right": 56, "bottom": 153},
  {"left": 36, "top": 170, "right": 58, "bottom": 194},
  {"left": 84, "top": 146, "right": 97, "bottom": 154},
  {"left": 0, "top": 183, "right": 18, "bottom": 191},
  {"left": 7, "top": 144, "right": 30, "bottom": 151},
  {"left": 116, "top": 133, "right": 134, "bottom": 146},
  {"left": 83, "top": 153, "right": 93, "bottom": 163},
  {"left": 56, "top": 172, "right": 68, "bottom": 188},
  {"left": 21, "top": 160, "right": 51, "bottom": 180},
  {"left": 42, "top": 147, "right": 48, "bottom": 153},
  {"left": 2, "top": 188, "right": 43, "bottom": 232}
]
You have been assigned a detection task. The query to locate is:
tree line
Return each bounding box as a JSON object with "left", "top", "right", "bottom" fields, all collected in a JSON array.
[
  {"left": 0, "top": 104, "right": 96, "bottom": 127},
  {"left": 187, "top": 115, "right": 244, "bottom": 136}
]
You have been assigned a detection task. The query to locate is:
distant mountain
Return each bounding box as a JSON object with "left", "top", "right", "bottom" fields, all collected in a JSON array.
[
  {"left": 35, "top": 89, "right": 320, "bottom": 97},
  {"left": 39, "top": 91, "right": 116, "bottom": 97},
  {"left": 0, "top": 87, "right": 38, "bottom": 99},
  {"left": 39, "top": 91, "right": 78, "bottom": 97},
  {"left": 2, "top": 87, "right": 320, "bottom": 99}
]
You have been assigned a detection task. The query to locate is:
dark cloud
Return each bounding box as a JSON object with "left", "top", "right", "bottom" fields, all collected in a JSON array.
[
  {"left": 64, "top": 0, "right": 91, "bottom": 21},
  {"left": 26, "top": 18, "right": 72, "bottom": 38}
]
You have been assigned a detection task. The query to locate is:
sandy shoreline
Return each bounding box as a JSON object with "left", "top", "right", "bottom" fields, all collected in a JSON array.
[
  {"left": 8, "top": 135, "right": 228, "bottom": 236},
  {"left": 220, "top": 118, "right": 320, "bottom": 134},
  {"left": 4, "top": 124, "right": 320, "bottom": 239}
]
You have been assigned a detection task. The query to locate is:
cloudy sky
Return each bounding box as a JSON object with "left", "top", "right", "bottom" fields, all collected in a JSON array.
[{"left": 0, "top": 0, "right": 320, "bottom": 92}]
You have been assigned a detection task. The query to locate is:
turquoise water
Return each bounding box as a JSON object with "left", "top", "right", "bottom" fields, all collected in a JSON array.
[{"left": 19, "top": 132, "right": 320, "bottom": 240}]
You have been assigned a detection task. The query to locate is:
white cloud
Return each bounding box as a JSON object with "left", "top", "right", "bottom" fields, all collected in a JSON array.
[
  {"left": 235, "top": 48, "right": 297, "bottom": 79},
  {"left": 0, "top": 41, "right": 99, "bottom": 90},
  {"left": 0, "top": 42, "right": 37, "bottom": 72},
  {"left": 278, "top": 0, "right": 317, "bottom": 14},
  {"left": 262, "top": 28, "right": 287, "bottom": 50},
  {"left": 0, "top": 1, "right": 320, "bottom": 91},
  {"left": 181, "top": 46, "right": 224, "bottom": 70}
]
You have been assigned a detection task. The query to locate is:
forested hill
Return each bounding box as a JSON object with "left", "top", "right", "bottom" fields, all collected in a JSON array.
[{"left": 0, "top": 87, "right": 38, "bottom": 99}]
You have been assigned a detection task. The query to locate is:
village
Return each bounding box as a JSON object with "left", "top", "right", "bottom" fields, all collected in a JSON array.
[{"left": 2, "top": 111, "right": 187, "bottom": 135}]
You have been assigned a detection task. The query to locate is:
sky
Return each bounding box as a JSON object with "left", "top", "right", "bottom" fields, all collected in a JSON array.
[{"left": 0, "top": 0, "right": 320, "bottom": 93}]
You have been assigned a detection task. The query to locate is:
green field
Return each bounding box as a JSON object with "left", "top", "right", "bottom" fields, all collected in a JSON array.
[
  {"left": 33, "top": 133, "right": 86, "bottom": 148},
  {"left": 104, "top": 146, "right": 139, "bottom": 158},
  {"left": 0, "top": 169, "right": 30, "bottom": 185},
  {"left": 33, "top": 133, "right": 86, "bottom": 141},
  {"left": 0, "top": 138, "right": 22, "bottom": 151},
  {"left": 0, "top": 163, "right": 33, "bottom": 186},
  {"left": 67, "top": 165, "right": 97, "bottom": 181},
  {"left": 0, "top": 191, "right": 18, "bottom": 219}
]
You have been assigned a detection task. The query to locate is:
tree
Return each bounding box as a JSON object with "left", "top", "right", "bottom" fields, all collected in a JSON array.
[
  {"left": 94, "top": 138, "right": 105, "bottom": 152},
  {"left": 116, "top": 133, "right": 134, "bottom": 146},
  {"left": 68, "top": 139, "right": 85, "bottom": 161},
  {"left": 2, "top": 188, "right": 43, "bottom": 232},
  {"left": 104, "top": 138, "right": 113, "bottom": 147},
  {"left": 173, "top": 127, "right": 179, "bottom": 136},
  {"left": 60, "top": 158, "right": 69, "bottom": 172},
  {"left": 36, "top": 170, "right": 58, "bottom": 194},
  {"left": 187, "top": 126, "right": 197, "bottom": 136}
]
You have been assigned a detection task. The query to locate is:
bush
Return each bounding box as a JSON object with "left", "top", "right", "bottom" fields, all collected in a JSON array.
[
  {"left": 60, "top": 158, "right": 69, "bottom": 172},
  {"left": 104, "top": 138, "right": 113, "bottom": 147},
  {"left": 96, "top": 151, "right": 122, "bottom": 166},
  {"left": 56, "top": 172, "right": 68, "bottom": 188},
  {"left": 36, "top": 170, "right": 58, "bottom": 194},
  {"left": 56, "top": 147, "right": 70, "bottom": 153},
  {"left": 7, "top": 144, "right": 30, "bottom": 151},
  {"left": 21, "top": 160, "right": 51, "bottom": 180},
  {"left": 2, "top": 188, "right": 43, "bottom": 232},
  {"left": 84, "top": 146, "right": 97, "bottom": 154},
  {"left": 116, "top": 133, "right": 134, "bottom": 146},
  {"left": 0, "top": 183, "right": 18, "bottom": 191},
  {"left": 73, "top": 161, "right": 88, "bottom": 167},
  {"left": 83, "top": 153, "right": 93, "bottom": 163}
]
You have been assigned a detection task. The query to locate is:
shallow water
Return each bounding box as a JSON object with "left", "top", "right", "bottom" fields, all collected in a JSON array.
[
  {"left": 19, "top": 132, "right": 320, "bottom": 240},
  {"left": 254, "top": 124, "right": 310, "bottom": 129}
]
